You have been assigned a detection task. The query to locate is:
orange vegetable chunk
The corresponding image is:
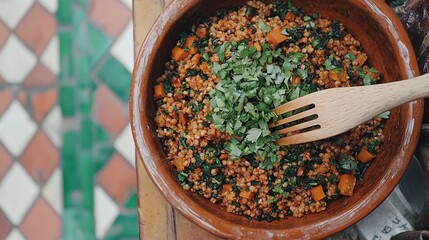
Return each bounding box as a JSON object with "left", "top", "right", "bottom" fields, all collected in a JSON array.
[
  {"left": 285, "top": 12, "right": 295, "bottom": 22},
  {"left": 239, "top": 189, "right": 255, "bottom": 200},
  {"left": 266, "top": 29, "right": 288, "bottom": 46},
  {"left": 172, "top": 46, "right": 189, "bottom": 62},
  {"left": 184, "top": 36, "right": 198, "bottom": 54},
  {"left": 310, "top": 185, "right": 326, "bottom": 202},
  {"left": 222, "top": 184, "right": 232, "bottom": 193},
  {"left": 196, "top": 27, "right": 208, "bottom": 38},
  {"left": 357, "top": 147, "right": 376, "bottom": 163},
  {"left": 154, "top": 84, "right": 166, "bottom": 100},
  {"left": 338, "top": 174, "right": 357, "bottom": 196}
]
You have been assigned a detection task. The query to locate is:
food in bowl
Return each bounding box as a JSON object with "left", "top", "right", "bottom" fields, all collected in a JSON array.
[{"left": 153, "top": 1, "right": 387, "bottom": 221}]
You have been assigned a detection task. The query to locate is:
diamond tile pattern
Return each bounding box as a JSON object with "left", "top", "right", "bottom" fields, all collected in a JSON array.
[
  {"left": 89, "top": 0, "right": 131, "bottom": 38},
  {"left": 6, "top": 229, "right": 25, "bottom": 240},
  {"left": 0, "top": 163, "right": 38, "bottom": 225},
  {"left": 42, "top": 169, "right": 63, "bottom": 214},
  {"left": 20, "top": 130, "right": 59, "bottom": 182},
  {"left": 0, "top": 90, "right": 13, "bottom": 116},
  {"left": 0, "top": 0, "right": 139, "bottom": 238},
  {"left": 42, "top": 106, "right": 62, "bottom": 147},
  {"left": 15, "top": 3, "right": 56, "bottom": 56},
  {"left": 38, "top": 0, "right": 58, "bottom": 13},
  {"left": 0, "top": 210, "right": 12, "bottom": 240},
  {"left": 94, "top": 84, "right": 128, "bottom": 137},
  {"left": 20, "top": 197, "right": 61, "bottom": 240},
  {"left": 111, "top": 22, "right": 134, "bottom": 72},
  {"left": 41, "top": 36, "right": 60, "bottom": 75},
  {"left": 0, "top": 144, "right": 13, "bottom": 180},
  {"left": 0, "top": 101, "right": 37, "bottom": 157},
  {"left": 0, "top": 20, "right": 9, "bottom": 49},
  {"left": 94, "top": 187, "right": 119, "bottom": 239},
  {"left": 114, "top": 124, "right": 136, "bottom": 167},
  {"left": 0, "top": 35, "right": 37, "bottom": 83},
  {"left": 98, "top": 154, "right": 136, "bottom": 204},
  {"left": 31, "top": 88, "right": 58, "bottom": 123},
  {"left": 0, "top": 0, "right": 34, "bottom": 29}
]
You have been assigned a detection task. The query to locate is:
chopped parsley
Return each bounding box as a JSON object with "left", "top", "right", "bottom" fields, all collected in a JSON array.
[{"left": 207, "top": 42, "right": 310, "bottom": 169}]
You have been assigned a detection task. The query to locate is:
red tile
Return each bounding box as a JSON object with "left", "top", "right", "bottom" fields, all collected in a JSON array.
[
  {"left": 15, "top": 4, "right": 56, "bottom": 56},
  {"left": 0, "top": 90, "right": 13, "bottom": 116},
  {"left": 31, "top": 88, "right": 57, "bottom": 123},
  {"left": 89, "top": 0, "right": 131, "bottom": 38},
  {"left": 20, "top": 197, "right": 60, "bottom": 240},
  {"left": 98, "top": 153, "right": 136, "bottom": 204},
  {"left": 94, "top": 84, "right": 128, "bottom": 137},
  {"left": 0, "top": 20, "right": 9, "bottom": 49},
  {"left": 0, "top": 210, "right": 12, "bottom": 240},
  {"left": 0, "top": 144, "right": 13, "bottom": 180},
  {"left": 20, "top": 131, "right": 59, "bottom": 183},
  {"left": 24, "top": 64, "right": 56, "bottom": 87},
  {"left": 18, "top": 90, "right": 27, "bottom": 108}
]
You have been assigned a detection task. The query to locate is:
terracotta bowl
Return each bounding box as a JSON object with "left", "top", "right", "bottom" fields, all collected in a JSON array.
[{"left": 130, "top": 0, "right": 423, "bottom": 238}]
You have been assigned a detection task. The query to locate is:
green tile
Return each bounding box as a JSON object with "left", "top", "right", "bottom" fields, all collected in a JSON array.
[
  {"left": 59, "top": 32, "right": 73, "bottom": 80},
  {"left": 57, "top": 0, "right": 72, "bottom": 24},
  {"left": 80, "top": 118, "right": 92, "bottom": 149},
  {"left": 78, "top": 151, "right": 94, "bottom": 209},
  {"left": 77, "top": 55, "right": 90, "bottom": 90},
  {"left": 98, "top": 56, "right": 131, "bottom": 102},
  {"left": 105, "top": 213, "right": 139, "bottom": 240},
  {"left": 96, "top": 124, "right": 110, "bottom": 142},
  {"left": 125, "top": 192, "right": 138, "bottom": 209},
  {"left": 62, "top": 131, "right": 77, "bottom": 208},
  {"left": 94, "top": 145, "right": 115, "bottom": 173},
  {"left": 60, "top": 85, "right": 75, "bottom": 117},
  {"left": 89, "top": 24, "right": 112, "bottom": 66},
  {"left": 73, "top": 9, "right": 88, "bottom": 52}
]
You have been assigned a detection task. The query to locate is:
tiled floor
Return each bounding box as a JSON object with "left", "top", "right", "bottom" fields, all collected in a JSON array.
[{"left": 0, "top": 0, "right": 137, "bottom": 239}]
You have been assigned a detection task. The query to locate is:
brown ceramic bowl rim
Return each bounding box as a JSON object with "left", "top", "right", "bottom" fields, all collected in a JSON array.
[{"left": 130, "top": 0, "right": 423, "bottom": 238}]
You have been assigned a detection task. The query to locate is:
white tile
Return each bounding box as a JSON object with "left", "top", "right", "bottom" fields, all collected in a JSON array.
[
  {"left": 42, "top": 168, "right": 63, "bottom": 214},
  {"left": 94, "top": 187, "right": 119, "bottom": 239},
  {"left": 38, "top": 0, "right": 57, "bottom": 13},
  {"left": 114, "top": 124, "right": 135, "bottom": 167},
  {"left": 42, "top": 106, "right": 62, "bottom": 147},
  {"left": 0, "top": 0, "right": 34, "bottom": 29},
  {"left": 0, "top": 163, "right": 39, "bottom": 225},
  {"left": 0, "top": 35, "right": 37, "bottom": 83},
  {"left": 6, "top": 229, "right": 25, "bottom": 240},
  {"left": 41, "top": 36, "right": 59, "bottom": 75},
  {"left": 119, "top": 0, "right": 132, "bottom": 9},
  {"left": 110, "top": 22, "right": 134, "bottom": 72},
  {"left": 0, "top": 101, "right": 37, "bottom": 157}
]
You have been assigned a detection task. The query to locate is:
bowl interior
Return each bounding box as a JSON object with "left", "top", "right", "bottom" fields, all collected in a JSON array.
[{"left": 132, "top": 0, "right": 421, "bottom": 238}]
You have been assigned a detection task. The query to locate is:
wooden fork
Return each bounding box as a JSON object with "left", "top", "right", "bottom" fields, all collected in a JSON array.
[{"left": 270, "top": 73, "right": 429, "bottom": 146}]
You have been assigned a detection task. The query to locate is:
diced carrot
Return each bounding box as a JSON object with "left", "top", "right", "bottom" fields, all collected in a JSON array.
[
  {"left": 338, "top": 174, "right": 357, "bottom": 196},
  {"left": 174, "top": 159, "right": 185, "bottom": 171},
  {"left": 184, "top": 36, "right": 198, "bottom": 54},
  {"left": 239, "top": 189, "right": 255, "bottom": 200},
  {"left": 154, "top": 84, "right": 166, "bottom": 100},
  {"left": 253, "top": 42, "right": 262, "bottom": 52},
  {"left": 191, "top": 53, "right": 202, "bottom": 64},
  {"left": 285, "top": 12, "right": 295, "bottom": 22},
  {"left": 329, "top": 70, "right": 347, "bottom": 82},
  {"left": 196, "top": 27, "right": 208, "bottom": 38},
  {"left": 172, "top": 46, "right": 189, "bottom": 62},
  {"left": 201, "top": 62, "right": 211, "bottom": 73},
  {"left": 355, "top": 53, "right": 368, "bottom": 66},
  {"left": 179, "top": 112, "right": 189, "bottom": 125},
  {"left": 310, "top": 185, "right": 326, "bottom": 202},
  {"left": 357, "top": 147, "right": 376, "bottom": 163},
  {"left": 222, "top": 184, "right": 233, "bottom": 193},
  {"left": 266, "top": 29, "right": 288, "bottom": 46}
]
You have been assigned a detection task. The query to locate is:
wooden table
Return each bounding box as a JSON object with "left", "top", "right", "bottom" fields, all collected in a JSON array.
[{"left": 132, "top": 1, "right": 222, "bottom": 239}]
